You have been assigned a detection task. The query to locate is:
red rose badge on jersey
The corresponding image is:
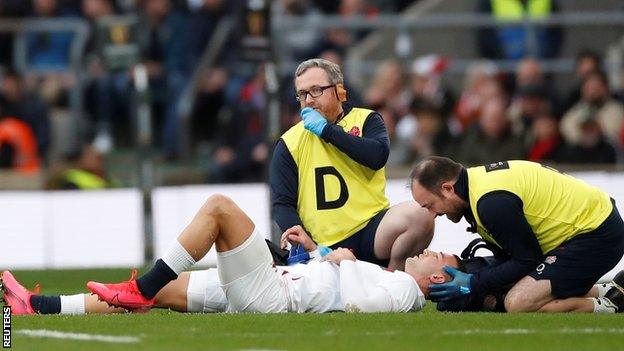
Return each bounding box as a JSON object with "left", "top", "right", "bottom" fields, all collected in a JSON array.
[{"left": 348, "top": 126, "right": 360, "bottom": 137}]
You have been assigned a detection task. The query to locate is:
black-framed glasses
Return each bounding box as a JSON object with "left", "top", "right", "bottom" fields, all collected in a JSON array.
[{"left": 295, "top": 85, "right": 335, "bottom": 102}]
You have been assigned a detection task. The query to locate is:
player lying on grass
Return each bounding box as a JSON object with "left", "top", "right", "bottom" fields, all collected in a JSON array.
[
  {"left": 4, "top": 239, "right": 624, "bottom": 314},
  {"left": 2, "top": 247, "right": 457, "bottom": 315},
  {"left": 4, "top": 242, "right": 624, "bottom": 315},
  {"left": 1, "top": 194, "right": 457, "bottom": 314}
]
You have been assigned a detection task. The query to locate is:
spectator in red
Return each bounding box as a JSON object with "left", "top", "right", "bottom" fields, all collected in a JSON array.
[
  {"left": 0, "top": 71, "right": 50, "bottom": 159},
  {"left": 526, "top": 111, "right": 564, "bottom": 162},
  {"left": 0, "top": 115, "right": 41, "bottom": 173},
  {"left": 454, "top": 61, "right": 502, "bottom": 132}
]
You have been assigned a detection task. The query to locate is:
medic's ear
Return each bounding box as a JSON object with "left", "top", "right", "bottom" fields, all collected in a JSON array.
[{"left": 335, "top": 84, "right": 347, "bottom": 102}]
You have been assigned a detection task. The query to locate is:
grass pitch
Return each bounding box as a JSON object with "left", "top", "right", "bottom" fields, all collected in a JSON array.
[{"left": 3, "top": 268, "right": 624, "bottom": 351}]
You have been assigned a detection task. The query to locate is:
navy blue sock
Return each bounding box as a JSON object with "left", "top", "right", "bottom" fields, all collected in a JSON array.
[
  {"left": 136, "top": 259, "right": 177, "bottom": 299},
  {"left": 30, "top": 295, "right": 61, "bottom": 314}
]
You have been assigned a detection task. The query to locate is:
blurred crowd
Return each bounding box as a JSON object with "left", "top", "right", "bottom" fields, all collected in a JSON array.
[
  {"left": 0, "top": 0, "right": 416, "bottom": 186},
  {"left": 373, "top": 53, "right": 624, "bottom": 168},
  {"left": 0, "top": 0, "right": 623, "bottom": 188}
]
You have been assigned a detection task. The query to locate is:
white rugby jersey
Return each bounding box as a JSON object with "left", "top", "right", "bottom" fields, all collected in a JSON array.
[{"left": 279, "top": 260, "right": 426, "bottom": 313}]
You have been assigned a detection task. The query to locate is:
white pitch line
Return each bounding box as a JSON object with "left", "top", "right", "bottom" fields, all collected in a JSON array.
[
  {"left": 17, "top": 329, "right": 140, "bottom": 343},
  {"left": 442, "top": 328, "right": 624, "bottom": 336}
]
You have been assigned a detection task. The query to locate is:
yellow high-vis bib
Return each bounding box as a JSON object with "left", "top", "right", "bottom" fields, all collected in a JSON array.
[
  {"left": 281, "top": 108, "right": 389, "bottom": 246},
  {"left": 467, "top": 161, "right": 612, "bottom": 253}
]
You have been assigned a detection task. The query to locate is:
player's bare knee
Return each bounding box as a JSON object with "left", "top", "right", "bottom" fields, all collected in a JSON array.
[
  {"left": 401, "top": 202, "right": 427, "bottom": 221},
  {"left": 202, "top": 194, "right": 234, "bottom": 216},
  {"left": 407, "top": 209, "right": 434, "bottom": 250},
  {"left": 504, "top": 293, "right": 524, "bottom": 312},
  {"left": 409, "top": 206, "right": 434, "bottom": 232}
]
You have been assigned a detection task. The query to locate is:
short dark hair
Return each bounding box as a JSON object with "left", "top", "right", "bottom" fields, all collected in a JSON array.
[
  {"left": 410, "top": 156, "right": 462, "bottom": 196},
  {"left": 453, "top": 254, "right": 467, "bottom": 273}
]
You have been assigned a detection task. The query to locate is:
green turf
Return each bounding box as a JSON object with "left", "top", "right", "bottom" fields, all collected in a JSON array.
[{"left": 3, "top": 268, "right": 624, "bottom": 351}]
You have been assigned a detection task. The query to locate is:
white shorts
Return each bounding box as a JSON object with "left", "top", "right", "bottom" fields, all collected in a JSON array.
[
  {"left": 216, "top": 228, "right": 289, "bottom": 313},
  {"left": 186, "top": 269, "right": 227, "bottom": 313}
]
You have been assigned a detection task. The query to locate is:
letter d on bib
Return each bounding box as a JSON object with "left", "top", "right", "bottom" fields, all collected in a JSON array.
[{"left": 315, "top": 167, "right": 349, "bottom": 210}]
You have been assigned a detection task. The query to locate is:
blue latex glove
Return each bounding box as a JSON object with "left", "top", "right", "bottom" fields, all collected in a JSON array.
[
  {"left": 300, "top": 107, "right": 327, "bottom": 136},
  {"left": 428, "top": 265, "right": 473, "bottom": 302}
]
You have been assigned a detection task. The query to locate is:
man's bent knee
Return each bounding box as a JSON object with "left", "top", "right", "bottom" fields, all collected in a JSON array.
[
  {"left": 504, "top": 282, "right": 553, "bottom": 312},
  {"left": 504, "top": 293, "right": 538, "bottom": 312},
  {"left": 201, "top": 194, "right": 235, "bottom": 216}
]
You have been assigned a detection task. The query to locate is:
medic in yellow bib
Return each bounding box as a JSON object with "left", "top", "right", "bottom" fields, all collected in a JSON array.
[
  {"left": 270, "top": 58, "right": 434, "bottom": 271},
  {"left": 410, "top": 157, "right": 624, "bottom": 313}
]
